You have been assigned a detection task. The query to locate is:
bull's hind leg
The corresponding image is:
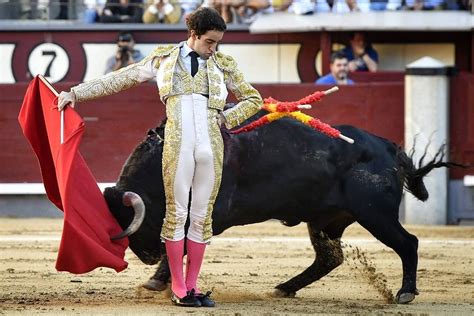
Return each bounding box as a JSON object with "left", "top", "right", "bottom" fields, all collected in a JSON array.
[
  {"left": 274, "top": 220, "right": 349, "bottom": 297},
  {"left": 355, "top": 213, "right": 419, "bottom": 304}
]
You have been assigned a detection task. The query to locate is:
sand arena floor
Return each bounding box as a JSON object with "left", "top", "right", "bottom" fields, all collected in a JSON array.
[{"left": 0, "top": 218, "right": 473, "bottom": 315}]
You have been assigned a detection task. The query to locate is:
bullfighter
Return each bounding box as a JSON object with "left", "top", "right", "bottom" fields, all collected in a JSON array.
[{"left": 57, "top": 7, "right": 262, "bottom": 307}]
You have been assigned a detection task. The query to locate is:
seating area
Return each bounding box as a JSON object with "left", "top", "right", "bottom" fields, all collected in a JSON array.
[{"left": 0, "top": 0, "right": 471, "bottom": 24}]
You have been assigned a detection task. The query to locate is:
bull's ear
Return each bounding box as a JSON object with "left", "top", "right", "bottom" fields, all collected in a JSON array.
[
  {"left": 147, "top": 128, "right": 157, "bottom": 136},
  {"left": 104, "top": 186, "right": 122, "bottom": 208}
]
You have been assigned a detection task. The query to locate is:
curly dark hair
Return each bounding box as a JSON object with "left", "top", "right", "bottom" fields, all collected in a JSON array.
[{"left": 186, "top": 7, "right": 227, "bottom": 37}]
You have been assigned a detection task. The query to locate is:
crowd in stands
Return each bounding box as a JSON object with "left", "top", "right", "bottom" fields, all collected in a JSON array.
[{"left": 0, "top": 0, "right": 471, "bottom": 23}]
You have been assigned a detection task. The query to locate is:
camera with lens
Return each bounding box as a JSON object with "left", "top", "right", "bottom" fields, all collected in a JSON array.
[
  {"left": 118, "top": 45, "right": 130, "bottom": 64},
  {"left": 119, "top": 46, "right": 130, "bottom": 55}
]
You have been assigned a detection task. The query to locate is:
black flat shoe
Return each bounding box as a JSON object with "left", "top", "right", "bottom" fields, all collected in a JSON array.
[
  {"left": 171, "top": 290, "right": 201, "bottom": 307},
  {"left": 196, "top": 291, "right": 215, "bottom": 307}
]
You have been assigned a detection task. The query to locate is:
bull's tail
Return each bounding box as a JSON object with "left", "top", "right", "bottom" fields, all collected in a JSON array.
[{"left": 397, "top": 144, "right": 466, "bottom": 201}]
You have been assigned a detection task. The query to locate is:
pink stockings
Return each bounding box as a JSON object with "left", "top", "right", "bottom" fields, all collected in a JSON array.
[
  {"left": 165, "top": 239, "right": 187, "bottom": 298},
  {"left": 165, "top": 238, "right": 206, "bottom": 298},
  {"left": 185, "top": 238, "right": 206, "bottom": 293}
]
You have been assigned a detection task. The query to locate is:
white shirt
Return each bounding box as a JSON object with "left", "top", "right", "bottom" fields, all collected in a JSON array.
[{"left": 180, "top": 42, "right": 206, "bottom": 75}]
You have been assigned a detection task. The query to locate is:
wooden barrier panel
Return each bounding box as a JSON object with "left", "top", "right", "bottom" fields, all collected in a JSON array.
[
  {"left": 450, "top": 72, "right": 474, "bottom": 179},
  {"left": 0, "top": 82, "right": 401, "bottom": 182},
  {"left": 349, "top": 71, "right": 404, "bottom": 83},
  {"left": 2, "top": 83, "right": 165, "bottom": 182}
]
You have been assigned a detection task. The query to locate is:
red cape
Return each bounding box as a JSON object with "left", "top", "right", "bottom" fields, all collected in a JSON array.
[{"left": 18, "top": 76, "right": 128, "bottom": 274}]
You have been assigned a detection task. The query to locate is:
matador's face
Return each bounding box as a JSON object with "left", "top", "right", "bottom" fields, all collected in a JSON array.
[{"left": 188, "top": 30, "right": 224, "bottom": 60}]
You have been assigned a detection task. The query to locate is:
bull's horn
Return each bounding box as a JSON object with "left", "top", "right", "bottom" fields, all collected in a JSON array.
[{"left": 111, "top": 191, "right": 145, "bottom": 240}]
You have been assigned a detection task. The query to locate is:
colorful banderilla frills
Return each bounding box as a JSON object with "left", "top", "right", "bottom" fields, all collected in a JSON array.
[{"left": 231, "top": 87, "right": 354, "bottom": 144}]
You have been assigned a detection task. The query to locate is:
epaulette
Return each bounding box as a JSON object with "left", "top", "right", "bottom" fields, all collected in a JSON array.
[
  {"left": 213, "top": 51, "right": 237, "bottom": 71},
  {"left": 152, "top": 44, "right": 176, "bottom": 57}
]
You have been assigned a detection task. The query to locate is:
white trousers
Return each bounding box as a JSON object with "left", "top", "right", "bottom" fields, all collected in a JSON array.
[{"left": 163, "top": 94, "right": 216, "bottom": 243}]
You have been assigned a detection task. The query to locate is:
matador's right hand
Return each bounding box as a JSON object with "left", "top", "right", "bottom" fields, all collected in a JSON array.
[{"left": 58, "top": 91, "right": 76, "bottom": 111}]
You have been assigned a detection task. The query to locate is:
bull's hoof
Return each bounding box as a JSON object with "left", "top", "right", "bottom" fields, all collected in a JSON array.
[
  {"left": 280, "top": 219, "right": 301, "bottom": 227},
  {"left": 272, "top": 288, "right": 296, "bottom": 298},
  {"left": 142, "top": 278, "right": 168, "bottom": 291},
  {"left": 395, "top": 289, "right": 419, "bottom": 304}
]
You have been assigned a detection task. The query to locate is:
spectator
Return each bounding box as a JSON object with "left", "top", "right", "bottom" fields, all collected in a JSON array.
[
  {"left": 340, "top": 32, "right": 378, "bottom": 72},
  {"left": 370, "top": 0, "right": 388, "bottom": 10},
  {"left": 316, "top": 51, "right": 354, "bottom": 85},
  {"left": 54, "top": 0, "right": 69, "bottom": 19},
  {"left": 37, "top": 0, "right": 50, "bottom": 19},
  {"left": 0, "top": 0, "right": 48, "bottom": 19},
  {"left": 83, "top": 0, "right": 107, "bottom": 23},
  {"left": 180, "top": 0, "right": 203, "bottom": 21},
  {"left": 328, "top": 0, "right": 361, "bottom": 12},
  {"left": 205, "top": 0, "right": 270, "bottom": 24},
  {"left": 444, "top": 0, "right": 461, "bottom": 9},
  {"left": 18, "top": 0, "right": 34, "bottom": 19},
  {"left": 288, "top": 0, "right": 315, "bottom": 14},
  {"left": 99, "top": 0, "right": 143, "bottom": 23},
  {"left": 344, "top": 0, "right": 360, "bottom": 10},
  {"left": 142, "top": 0, "right": 182, "bottom": 23},
  {"left": 104, "top": 32, "right": 145, "bottom": 74},
  {"left": 270, "top": 0, "right": 293, "bottom": 11},
  {"left": 237, "top": 0, "right": 271, "bottom": 22},
  {"left": 457, "top": 0, "right": 471, "bottom": 10},
  {"left": 398, "top": 0, "right": 450, "bottom": 10}
]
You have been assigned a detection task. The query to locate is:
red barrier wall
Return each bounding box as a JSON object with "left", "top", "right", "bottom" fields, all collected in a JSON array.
[
  {"left": 2, "top": 78, "right": 471, "bottom": 183},
  {"left": 2, "top": 83, "right": 165, "bottom": 183}
]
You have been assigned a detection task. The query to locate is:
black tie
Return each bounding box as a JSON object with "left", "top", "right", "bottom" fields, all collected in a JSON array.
[{"left": 189, "top": 51, "right": 199, "bottom": 77}]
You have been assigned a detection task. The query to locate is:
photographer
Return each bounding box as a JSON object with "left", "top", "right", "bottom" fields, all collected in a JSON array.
[{"left": 104, "top": 32, "right": 145, "bottom": 74}]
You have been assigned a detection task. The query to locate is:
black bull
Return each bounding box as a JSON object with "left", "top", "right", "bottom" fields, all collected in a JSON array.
[{"left": 104, "top": 111, "right": 457, "bottom": 304}]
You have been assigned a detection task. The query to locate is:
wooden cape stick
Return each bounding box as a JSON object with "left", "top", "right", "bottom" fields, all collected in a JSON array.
[{"left": 38, "top": 75, "right": 63, "bottom": 145}]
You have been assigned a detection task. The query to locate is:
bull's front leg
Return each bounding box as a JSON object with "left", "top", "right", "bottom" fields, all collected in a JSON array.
[
  {"left": 142, "top": 255, "right": 170, "bottom": 291},
  {"left": 274, "top": 224, "right": 344, "bottom": 297},
  {"left": 143, "top": 225, "right": 191, "bottom": 291}
]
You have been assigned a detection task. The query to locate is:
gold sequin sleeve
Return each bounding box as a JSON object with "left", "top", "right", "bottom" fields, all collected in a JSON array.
[
  {"left": 71, "top": 54, "right": 160, "bottom": 103},
  {"left": 220, "top": 55, "right": 262, "bottom": 129}
]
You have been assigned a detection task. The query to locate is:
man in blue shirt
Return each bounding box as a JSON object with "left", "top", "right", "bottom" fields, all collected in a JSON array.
[
  {"left": 316, "top": 51, "right": 354, "bottom": 85},
  {"left": 341, "top": 32, "right": 378, "bottom": 72}
]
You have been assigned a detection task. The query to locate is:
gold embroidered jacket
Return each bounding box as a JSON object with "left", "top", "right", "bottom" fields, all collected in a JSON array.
[{"left": 71, "top": 42, "right": 263, "bottom": 129}]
